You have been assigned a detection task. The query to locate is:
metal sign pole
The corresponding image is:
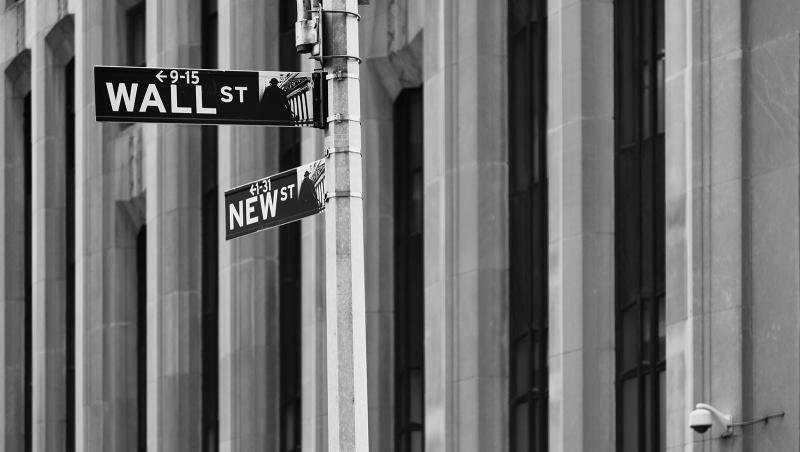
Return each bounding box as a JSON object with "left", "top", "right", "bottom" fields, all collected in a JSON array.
[{"left": 319, "top": 0, "right": 369, "bottom": 451}]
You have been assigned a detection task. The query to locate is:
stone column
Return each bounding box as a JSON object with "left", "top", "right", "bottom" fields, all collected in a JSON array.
[
  {"left": 359, "top": 1, "right": 425, "bottom": 449},
  {"left": 74, "top": 0, "right": 146, "bottom": 450},
  {"left": 300, "top": 60, "right": 328, "bottom": 452},
  {"left": 666, "top": 0, "right": 800, "bottom": 450},
  {"left": 741, "top": 2, "right": 800, "bottom": 449},
  {"left": 216, "top": 0, "right": 280, "bottom": 450},
  {"left": 0, "top": 4, "right": 30, "bottom": 448},
  {"left": 143, "top": 1, "right": 203, "bottom": 451},
  {"left": 29, "top": 3, "right": 74, "bottom": 451},
  {"left": 546, "top": 1, "right": 615, "bottom": 451},
  {"left": 358, "top": 59, "right": 395, "bottom": 452},
  {"left": 664, "top": 1, "right": 746, "bottom": 450},
  {"left": 423, "top": 0, "right": 509, "bottom": 451}
]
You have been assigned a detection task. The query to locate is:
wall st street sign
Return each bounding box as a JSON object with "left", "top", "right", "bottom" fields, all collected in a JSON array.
[
  {"left": 94, "top": 65, "right": 326, "bottom": 127},
  {"left": 225, "top": 159, "right": 326, "bottom": 240}
]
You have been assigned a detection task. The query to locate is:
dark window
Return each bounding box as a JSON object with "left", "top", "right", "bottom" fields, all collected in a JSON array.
[
  {"left": 136, "top": 226, "right": 147, "bottom": 452},
  {"left": 202, "top": 0, "right": 218, "bottom": 69},
  {"left": 278, "top": 200, "right": 301, "bottom": 452},
  {"left": 614, "top": 0, "right": 666, "bottom": 451},
  {"left": 24, "top": 91, "right": 32, "bottom": 452},
  {"left": 65, "top": 57, "right": 76, "bottom": 452},
  {"left": 121, "top": 2, "right": 146, "bottom": 129},
  {"left": 201, "top": 0, "right": 219, "bottom": 451},
  {"left": 278, "top": 1, "right": 302, "bottom": 450},
  {"left": 278, "top": 165, "right": 301, "bottom": 452},
  {"left": 279, "top": 0, "right": 298, "bottom": 70},
  {"left": 394, "top": 87, "right": 424, "bottom": 452},
  {"left": 126, "top": 3, "right": 146, "bottom": 67},
  {"left": 508, "top": 1, "right": 548, "bottom": 451}
]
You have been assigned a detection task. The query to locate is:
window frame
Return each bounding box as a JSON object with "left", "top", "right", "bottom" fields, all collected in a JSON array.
[
  {"left": 65, "top": 57, "right": 76, "bottom": 452},
  {"left": 136, "top": 226, "right": 147, "bottom": 452},
  {"left": 613, "top": 0, "right": 666, "bottom": 450},
  {"left": 200, "top": 1, "right": 219, "bottom": 451},
  {"left": 24, "top": 90, "right": 32, "bottom": 452},
  {"left": 126, "top": 2, "right": 146, "bottom": 68},
  {"left": 278, "top": 1, "right": 303, "bottom": 451},
  {"left": 394, "top": 87, "right": 425, "bottom": 452},
  {"left": 507, "top": 0, "right": 549, "bottom": 451}
]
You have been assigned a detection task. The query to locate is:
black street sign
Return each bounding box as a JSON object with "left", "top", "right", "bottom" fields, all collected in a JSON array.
[
  {"left": 225, "top": 159, "right": 326, "bottom": 240},
  {"left": 94, "top": 65, "right": 326, "bottom": 127}
]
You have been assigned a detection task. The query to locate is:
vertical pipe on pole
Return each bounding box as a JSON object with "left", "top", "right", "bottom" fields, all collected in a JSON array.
[{"left": 320, "top": 0, "right": 369, "bottom": 451}]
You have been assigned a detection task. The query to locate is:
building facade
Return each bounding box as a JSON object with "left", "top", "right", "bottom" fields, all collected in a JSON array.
[{"left": 1, "top": 0, "right": 799, "bottom": 451}]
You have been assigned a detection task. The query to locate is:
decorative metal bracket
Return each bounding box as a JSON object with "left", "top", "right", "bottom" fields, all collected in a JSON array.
[
  {"left": 325, "top": 146, "right": 362, "bottom": 158},
  {"left": 321, "top": 9, "right": 361, "bottom": 20},
  {"left": 324, "top": 191, "right": 363, "bottom": 202},
  {"left": 326, "top": 113, "right": 361, "bottom": 124},
  {"left": 326, "top": 70, "right": 360, "bottom": 81}
]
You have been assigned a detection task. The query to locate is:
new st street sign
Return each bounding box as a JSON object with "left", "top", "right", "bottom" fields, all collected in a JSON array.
[
  {"left": 225, "top": 159, "right": 326, "bottom": 240},
  {"left": 94, "top": 65, "right": 326, "bottom": 127}
]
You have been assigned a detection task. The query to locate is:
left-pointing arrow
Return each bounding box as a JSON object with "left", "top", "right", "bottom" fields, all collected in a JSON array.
[{"left": 156, "top": 70, "right": 166, "bottom": 83}]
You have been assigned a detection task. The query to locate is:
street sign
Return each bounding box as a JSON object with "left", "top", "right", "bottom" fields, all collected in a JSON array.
[
  {"left": 225, "top": 159, "right": 326, "bottom": 240},
  {"left": 94, "top": 65, "right": 326, "bottom": 127}
]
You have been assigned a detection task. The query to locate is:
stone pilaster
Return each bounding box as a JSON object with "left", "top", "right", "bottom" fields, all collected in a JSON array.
[
  {"left": 29, "top": 3, "right": 75, "bottom": 451},
  {"left": 216, "top": 1, "right": 280, "bottom": 450},
  {"left": 0, "top": 3, "right": 30, "bottom": 449},
  {"left": 423, "top": 0, "right": 509, "bottom": 451},
  {"left": 300, "top": 57, "right": 328, "bottom": 452},
  {"left": 143, "top": 1, "right": 203, "bottom": 451},
  {"left": 666, "top": 0, "right": 800, "bottom": 450},
  {"left": 742, "top": 0, "right": 800, "bottom": 449},
  {"left": 664, "top": 0, "right": 746, "bottom": 450},
  {"left": 546, "top": 1, "right": 615, "bottom": 451},
  {"left": 359, "top": 1, "right": 425, "bottom": 449},
  {"left": 74, "top": 1, "right": 145, "bottom": 451}
]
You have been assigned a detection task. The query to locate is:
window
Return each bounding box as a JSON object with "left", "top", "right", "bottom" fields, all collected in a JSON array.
[
  {"left": 202, "top": 0, "right": 218, "bottom": 69},
  {"left": 614, "top": 0, "right": 666, "bottom": 451},
  {"left": 278, "top": 212, "right": 301, "bottom": 452},
  {"left": 201, "top": 1, "right": 219, "bottom": 450},
  {"left": 137, "top": 226, "right": 147, "bottom": 452},
  {"left": 279, "top": 0, "right": 298, "bottom": 70},
  {"left": 65, "top": 57, "right": 76, "bottom": 452},
  {"left": 123, "top": 2, "right": 146, "bottom": 128},
  {"left": 278, "top": 1, "right": 302, "bottom": 450},
  {"left": 24, "top": 91, "right": 32, "bottom": 452},
  {"left": 278, "top": 176, "right": 301, "bottom": 452},
  {"left": 394, "top": 87, "right": 424, "bottom": 452},
  {"left": 126, "top": 3, "right": 146, "bottom": 67},
  {"left": 508, "top": 0, "right": 548, "bottom": 451}
]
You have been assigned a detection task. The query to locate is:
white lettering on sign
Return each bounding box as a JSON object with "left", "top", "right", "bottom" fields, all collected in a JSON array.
[
  {"left": 196, "top": 85, "right": 217, "bottom": 114},
  {"left": 260, "top": 191, "right": 278, "bottom": 220},
  {"left": 106, "top": 82, "right": 222, "bottom": 115},
  {"left": 139, "top": 84, "right": 166, "bottom": 113},
  {"left": 230, "top": 200, "right": 245, "bottom": 230},
  {"left": 106, "top": 83, "right": 138, "bottom": 112},
  {"left": 221, "top": 86, "right": 233, "bottom": 103},
  {"left": 220, "top": 86, "right": 247, "bottom": 104},
  {"left": 235, "top": 86, "right": 248, "bottom": 103},
  {"left": 245, "top": 197, "right": 258, "bottom": 225},
  {"left": 170, "top": 85, "right": 191, "bottom": 114},
  {"left": 228, "top": 190, "right": 283, "bottom": 231},
  {"left": 280, "top": 184, "right": 295, "bottom": 201}
]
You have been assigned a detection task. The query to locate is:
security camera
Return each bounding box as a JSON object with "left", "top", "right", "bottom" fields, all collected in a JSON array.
[
  {"left": 689, "top": 407, "right": 713, "bottom": 433},
  {"left": 689, "top": 403, "right": 732, "bottom": 437}
]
